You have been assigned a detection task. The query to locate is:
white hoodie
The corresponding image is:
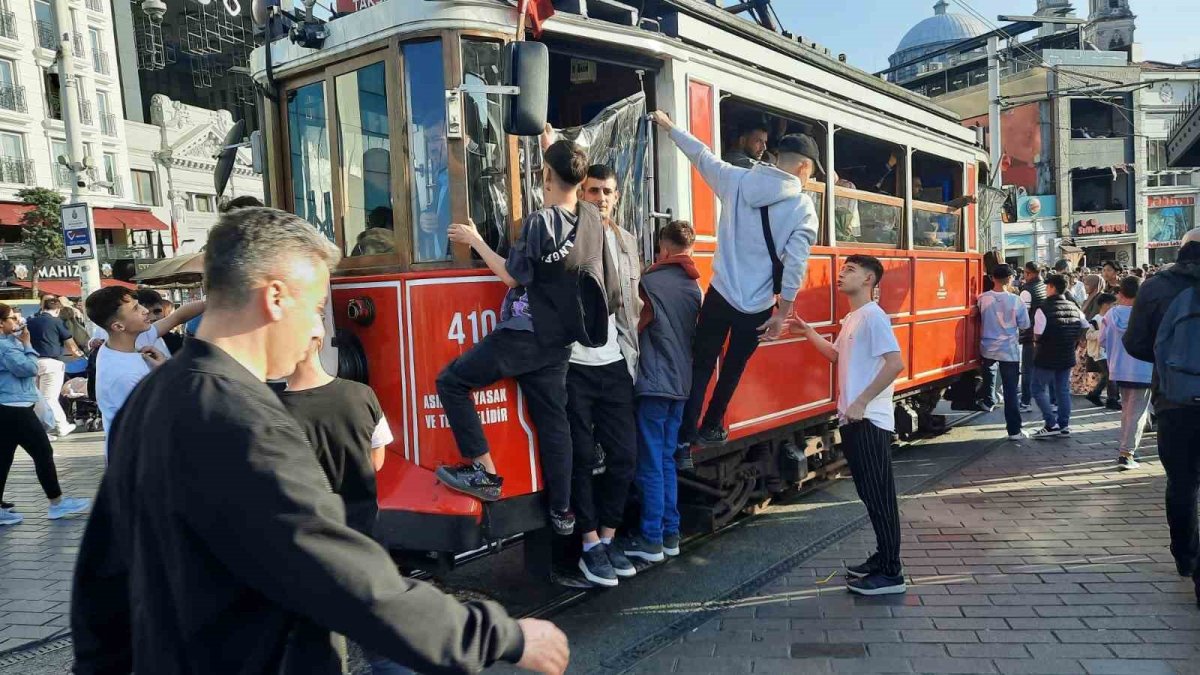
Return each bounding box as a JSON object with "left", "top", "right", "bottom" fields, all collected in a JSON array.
[{"left": 670, "top": 127, "right": 819, "bottom": 314}]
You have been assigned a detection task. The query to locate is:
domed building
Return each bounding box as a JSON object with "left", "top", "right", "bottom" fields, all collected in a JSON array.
[{"left": 888, "top": 1, "right": 989, "bottom": 83}]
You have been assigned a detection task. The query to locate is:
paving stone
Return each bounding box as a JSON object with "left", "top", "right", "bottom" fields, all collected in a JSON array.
[
  {"left": 672, "top": 655, "right": 753, "bottom": 673},
  {"left": 945, "top": 644, "right": 1031, "bottom": 659},
  {"left": 1053, "top": 629, "right": 1140, "bottom": 644},
  {"left": 899, "top": 629, "right": 978, "bottom": 643},
  {"left": 975, "top": 629, "right": 1058, "bottom": 644},
  {"left": 908, "top": 657, "right": 998, "bottom": 674},
  {"left": 1080, "top": 659, "right": 1181, "bottom": 675},
  {"left": 753, "top": 657, "right": 834, "bottom": 674},
  {"left": 827, "top": 657, "right": 914, "bottom": 673},
  {"left": 993, "top": 659, "right": 1086, "bottom": 674}
]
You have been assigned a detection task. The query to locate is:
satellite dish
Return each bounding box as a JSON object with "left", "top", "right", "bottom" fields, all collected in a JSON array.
[
  {"left": 252, "top": 0, "right": 269, "bottom": 27},
  {"left": 214, "top": 119, "right": 245, "bottom": 198}
]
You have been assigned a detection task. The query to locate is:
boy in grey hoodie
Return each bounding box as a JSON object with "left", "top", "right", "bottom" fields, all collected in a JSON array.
[{"left": 649, "top": 111, "right": 819, "bottom": 452}]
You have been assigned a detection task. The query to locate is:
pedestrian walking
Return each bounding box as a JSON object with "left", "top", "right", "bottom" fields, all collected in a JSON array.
[
  {"left": 1084, "top": 293, "right": 1120, "bottom": 409},
  {"left": 0, "top": 302, "right": 92, "bottom": 526},
  {"left": 1029, "top": 274, "right": 1089, "bottom": 439},
  {"left": 1018, "top": 262, "right": 1046, "bottom": 411},
  {"left": 649, "top": 109, "right": 819, "bottom": 455},
  {"left": 71, "top": 207, "right": 569, "bottom": 675},
  {"left": 1098, "top": 276, "right": 1153, "bottom": 470},
  {"left": 1123, "top": 227, "right": 1200, "bottom": 606},
  {"left": 789, "top": 255, "right": 907, "bottom": 595},
  {"left": 25, "top": 296, "right": 84, "bottom": 438},
  {"left": 977, "top": 264, "right": 1030, "bottom": 440}
]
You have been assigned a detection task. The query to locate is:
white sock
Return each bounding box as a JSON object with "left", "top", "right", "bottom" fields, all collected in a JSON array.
[
  {"left": 582, "top": 540, "right": 601, "bottom": 552},
  {"left": 600, "top": 537, "right": 613, "bottom": 546}
]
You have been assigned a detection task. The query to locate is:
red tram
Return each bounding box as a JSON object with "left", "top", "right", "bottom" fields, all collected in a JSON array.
[{"left": 249, "top": 0, "right": 988, "bottom": 566}]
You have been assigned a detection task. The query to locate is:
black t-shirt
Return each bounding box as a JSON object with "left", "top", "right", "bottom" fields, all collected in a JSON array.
[{"left": 278, "top": 379, "right": 388, "bottom": 536}]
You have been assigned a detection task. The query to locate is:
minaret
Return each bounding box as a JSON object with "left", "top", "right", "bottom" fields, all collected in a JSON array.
[
  {"left": 1088, "top": 0, "right": 1136, "bottom": 51},
  {"left": 1034, "top": 0, "right": 1075, "bottom": 36}
]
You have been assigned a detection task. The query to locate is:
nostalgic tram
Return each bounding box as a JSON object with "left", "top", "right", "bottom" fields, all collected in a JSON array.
[{"left": 249, "top": 0, "right": 988, "bottom": 567}]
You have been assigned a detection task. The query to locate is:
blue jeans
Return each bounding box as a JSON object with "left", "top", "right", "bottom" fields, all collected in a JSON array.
[
  {"left": 982, "top": 359, "right": 1022, "bottom": 436},
  {"left": 1032, "top": 366, "right": 1072, "bottom": 430},
  {"left": 636, "top": 396, "right": 683, "bottom": 543}
]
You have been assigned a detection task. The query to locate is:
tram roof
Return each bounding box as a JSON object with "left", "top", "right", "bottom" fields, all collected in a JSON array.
[{"left": 251, "top": 0, "right": 977, "bottom": 145}]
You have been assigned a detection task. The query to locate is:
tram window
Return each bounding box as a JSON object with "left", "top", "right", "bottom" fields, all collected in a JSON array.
[
  {"left": 287, "top": 81, "right": 335, "bottom": 243},
  {"left": 336, "top": 61, "right": 394, "bottom": 258},
  {"left": 462, "top": 39, "right": 510, "bottom": 256},
  {"left": 403, "top": 40, "right": 450, "bottom": 263},
  {"left": 833, "top": 130, "right": 904, "bottom": 248},
  {"left": 912, "top": 152, "right": 965, "bottom": 250}
]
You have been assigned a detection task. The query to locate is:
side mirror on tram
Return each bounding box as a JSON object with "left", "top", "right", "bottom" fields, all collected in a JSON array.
[
  {"left": 214, "top": 119, "right": 246, "bottom": 198},
  {"left": 502, "top": 41, "right": 549, "bottom": 137}
]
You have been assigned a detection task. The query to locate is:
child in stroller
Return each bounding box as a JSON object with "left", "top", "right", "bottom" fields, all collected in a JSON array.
[{"left": 61, "top": 352, "right": 102, "bottom": 432}]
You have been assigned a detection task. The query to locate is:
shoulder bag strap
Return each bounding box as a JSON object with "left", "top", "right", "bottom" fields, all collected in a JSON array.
[{"left": 760, "top": 206, "right": 783, "bottom": 296}]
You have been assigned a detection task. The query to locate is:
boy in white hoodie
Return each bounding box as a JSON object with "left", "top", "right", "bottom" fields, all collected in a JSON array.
[{"left": 649, "top": 110, "right": 819, "bottom": 457}]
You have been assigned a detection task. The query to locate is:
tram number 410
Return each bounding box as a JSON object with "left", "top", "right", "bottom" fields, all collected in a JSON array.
[{"left": 447, "top": 310, "right": 498, "bottom": 346}]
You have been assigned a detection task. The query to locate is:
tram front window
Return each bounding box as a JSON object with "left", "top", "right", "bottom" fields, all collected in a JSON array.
[
  {"left": 403, "top": 40, "right": 451, "bottom": 262},
  {"left": 288, "top": 81, "right": 335, "bottom": 242},
  {"left": 462, "top": 39, "right": 510, "bottom": 255},
  {"left": 336, "top": 61, "right": 394, "bottom": 257},
  {"left": 912, "top": 151, "right": 966, "bottom": 250}
]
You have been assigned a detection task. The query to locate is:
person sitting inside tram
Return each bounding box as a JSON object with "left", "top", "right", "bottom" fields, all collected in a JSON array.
[
  {"left": 723, "top": 120, "right": 770, "bottom": 169},
  {"left": 436, "top": 138, "right": 618, "bottom": 537},
  {"left": 416, "top": 121, "right": 452, "bottom": 261},
  {"left": 650, "top": 110, "right": 820, "bottom": 452}
]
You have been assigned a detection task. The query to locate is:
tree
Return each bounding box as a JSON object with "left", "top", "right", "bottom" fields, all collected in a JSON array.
[{"left": 17, "top": 187, "right": 65, "bottom": 297}]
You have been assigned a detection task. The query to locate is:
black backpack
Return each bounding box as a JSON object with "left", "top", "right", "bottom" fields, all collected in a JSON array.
[{"left": 1154, "top": 279, "right": 1200, "bottom": 406}]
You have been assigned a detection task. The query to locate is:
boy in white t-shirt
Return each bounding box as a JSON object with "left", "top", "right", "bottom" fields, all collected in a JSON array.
[
  {"left": 84, "top": 287, "right": 205, "bottom": 447},
  {"left": 789, "top": 254, "right": 907, "bottom": 596}
]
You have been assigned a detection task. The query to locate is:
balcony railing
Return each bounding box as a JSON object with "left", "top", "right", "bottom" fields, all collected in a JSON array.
[
  {"left": 46, "top": 90, "right": 61, "bottom": 119},
  {"left": 84, "top": 0, "right": 104, "bottom": 12},
  {"left": 100, "top": 111, "right": 117, "bottom": 136},
  {"left": 35, "top": 20, "right": 54, "bottom": 50},
  {"left": 78, "top": 98, "right": 92, "bottom": 125},
  {"left": 0, "top": 10, "right": 17, "bottom": 40},
  {"left": 92, "top": 50, "right": 110, "bottom": 75},
  {"left": 0, "top": 156, "right": 34, "bottom": 185},
  {"left": 0, "top": 84, "right": 26, "bottom": 113},
  {"left": 71, "top": 32, "right": 86, "bottom": 62}
]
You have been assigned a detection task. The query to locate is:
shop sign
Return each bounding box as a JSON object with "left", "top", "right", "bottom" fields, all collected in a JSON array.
[
  {"left": 37, "top": 262, "right": 82, "bottom": 280},
  {"left": 1073, "top": 219, "right": 1130, "bottom": 236},
  {"left": 1148, "top": 195, "right": 1196, "bottom": 209},
  {"left": 1148, "top": 195, "right": 1196, "bottom": 249}
]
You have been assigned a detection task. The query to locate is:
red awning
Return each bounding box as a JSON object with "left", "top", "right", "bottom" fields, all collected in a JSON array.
[
  {"left": 0, "top": 202, "right": 29, "bottom": 226},
  {"left": 93, "top": 208, "right": 168, "bottom": 231},
  {"left": 10, "top": 278, "right": 136, "bottom": 298}
]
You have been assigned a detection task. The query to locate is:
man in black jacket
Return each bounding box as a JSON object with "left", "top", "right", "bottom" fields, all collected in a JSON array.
[
  {"left": 71, "top": 207, "right": 568, "bottom": 675},
  {"left": 1123, "top": 227, "right": 1200, "bottom": 602},
  {"left": 1029, "top": 274, "right": 1088, "bottom": 440}
]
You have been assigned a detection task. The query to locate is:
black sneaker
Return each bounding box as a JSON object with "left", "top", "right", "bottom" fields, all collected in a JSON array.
[
  {"left": 697, "top": 425, "right": 727, "bottom": 447},
  {"left": 674, "top": 443, "right": 695, "bottom": 471},
  {"left": 1085, "top": 393, "right": 1104, "bottom": 408},
  {"left": 578, "top": 544, "right": 618, "bottom": 587},
  {"left": 1030, "top": 426, "right": 1061, "bottom": 440},
  {"left": 846, "top": 572, "right": 907, "bottom": 596},
  {"left": 435, "top": 462, "right": 502, "bottom": 501},
  {"left": 1105, "top": 400, "right": 1122, "bottom": 411},
  {"left": 1176, "top": 558, "right": 1196, "bottom": 578},
  {"left": 550, "top": 509, "right": 575, "bottom": 536},
  {"left": 845, "top": 553, "right": 881, "bottom": 579},
  {"left": 0, "top": 501, "right": 13, "bottom": 510},
  {"left": 663, "top": 533, "right": 681, "bottom": 557},
  {"left": 622, "top": 533, "right": 665, "bottom": 562},
  {"left": 606, "top": 544, "right": 636, "bottom": 578}
]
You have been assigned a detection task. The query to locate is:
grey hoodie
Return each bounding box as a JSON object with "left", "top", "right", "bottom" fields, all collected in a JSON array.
[{"left": 670, "top": 128, "right": 819, "bottom": 314}]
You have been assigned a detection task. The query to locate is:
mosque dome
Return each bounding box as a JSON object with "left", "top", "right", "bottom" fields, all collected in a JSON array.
[{"left": 894, "top": 0, "right": 989, "bottom": 55}]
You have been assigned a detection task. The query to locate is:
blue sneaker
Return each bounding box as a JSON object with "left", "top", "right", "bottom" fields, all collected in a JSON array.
[
  {"left": 622, "top": 533, "right": 665, "bottom": 563},
  {"left": 48, "top": 496, "right": 91, "bottom": 520},
  {"left": 605, "top": 545, "right": 636, "bottom": 578},
  {"left": 0, "top": 509, "right": 23, "bottom": 526}
]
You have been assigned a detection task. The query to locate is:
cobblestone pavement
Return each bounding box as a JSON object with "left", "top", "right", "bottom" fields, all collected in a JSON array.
[
  {"left": 0, "top": 432, "right": 104, "bottom": 654},
  {"left": 626, "top": 404, "right": 1200, "bottom": 675}
]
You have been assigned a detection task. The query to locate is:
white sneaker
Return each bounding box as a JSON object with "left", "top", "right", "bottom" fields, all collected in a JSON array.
[
  {"left": 1117, "top": 455, "right": 1140, "bottom": 470},
  {"left": 48, "top": 496, "right": 91, "bottom": 520},
  {"left": 1030, "top": 426, "right": 1061, "bottom": 440},
  {"left": 0, "top": 510, "right": 23, "bottom": 526},
  {"left": 53, "top": 423, "right": 77, "bottom": 439},
  {"left": 1007, "top": 431, "right": 1028, "bottom": 441}
]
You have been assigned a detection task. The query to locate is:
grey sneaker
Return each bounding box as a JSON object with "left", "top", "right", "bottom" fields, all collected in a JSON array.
[
  {"left": 48, "top": 496, "right": 90, "bottom": 520},
  {"left": 663, "top": 533, "right": 681, "bottom": 557},
  {"left": 578, "top": 544, "right": 618, "bottom": 587},
  {"left": 606, "top": 545, "right": 636, "bottom": 578},
  {"left": 435, "top": 462, "right": 502, "bottom": 502},
  {"left": 622, "top": 533, "right": 665, "bottom": 563}
]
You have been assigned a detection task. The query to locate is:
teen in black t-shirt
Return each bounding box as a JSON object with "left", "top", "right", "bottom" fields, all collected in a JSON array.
[{"left": 279, "top": 339, "right": 393, "bottom": 537}]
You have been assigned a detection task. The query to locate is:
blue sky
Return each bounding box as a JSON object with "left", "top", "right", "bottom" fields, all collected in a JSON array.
[{"left": 768, "top": 0, "right": 1199, "bottom": 74}]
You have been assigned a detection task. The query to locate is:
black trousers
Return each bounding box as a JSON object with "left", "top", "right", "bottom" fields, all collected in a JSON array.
[
  {"left": 0, "top": 405, "right": 63, "bottom": 502},
  {"left": 842, "top": 420, "right": 902, "bottom": 577},
  {"left": 1088, "top": 363, "right": 1120, "bottom": 403},
  {"left": 436, "top": 329, "right": 573, "bottom": 511},
  {"left": 1158, "top": 408, "right": 1200, "bottom": 580},
  {"left": 566, "top": 360, "right": 637, "bottom": 534},
  {"left": 681, "top": 289, "right": 773, "bottom": 441}
]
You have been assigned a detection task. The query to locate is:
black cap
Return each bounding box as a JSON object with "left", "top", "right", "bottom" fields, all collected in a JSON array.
[
  {"left": 991, "top": 263, "right": 1013, "bottom": 279},
  {"left": 777, "top": 134, "right": 824, "bottom": 175}
]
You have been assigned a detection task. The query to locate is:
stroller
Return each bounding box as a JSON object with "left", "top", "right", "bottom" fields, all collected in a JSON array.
[{"left": 61, "top": 353, "right": 102, "bottom": 432}]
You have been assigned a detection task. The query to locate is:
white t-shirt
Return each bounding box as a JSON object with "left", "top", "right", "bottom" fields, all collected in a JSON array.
[
  {"left": 92, "top": 325, "right": 171, "bottom": 358},
  {"left": 569, "top": 228, "right": 624, "bottom": 367},
  {"left": 371, "top": 414, "right": 394, "bottom": 448},
  {"left": 978, "top": 290, "right": 1030, "bottom": 362},
  {"left": 96, "top": 327, "right": 165, "bottom": 450},
  {"left": 834, "top": 301, "right": 901, "bottom": 432}
]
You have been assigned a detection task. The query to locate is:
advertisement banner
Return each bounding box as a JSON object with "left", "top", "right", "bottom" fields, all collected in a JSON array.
[{"left": 1148, "top": 195, "right": 1196, "bottom": 249}]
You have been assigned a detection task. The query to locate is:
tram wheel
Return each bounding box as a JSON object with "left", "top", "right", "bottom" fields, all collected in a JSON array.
[{"left": 711, "top": 471, "right": 755, "bottom": 529}]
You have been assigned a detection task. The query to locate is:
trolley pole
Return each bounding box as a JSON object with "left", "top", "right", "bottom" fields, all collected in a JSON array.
[
  {"left": 987, "top": 36, "right": 1005, "bottom": 256},
  {"left": 52, "top": 0, "right": 102, "bottom": 302}
]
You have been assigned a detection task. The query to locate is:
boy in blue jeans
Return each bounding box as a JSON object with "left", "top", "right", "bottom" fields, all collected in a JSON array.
[{"left": 624, "top": 221, "right": 702, "bottom": 562}]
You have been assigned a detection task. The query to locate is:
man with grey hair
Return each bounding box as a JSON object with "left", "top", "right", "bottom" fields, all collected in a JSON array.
[
  {"left": 71, "top": 207, "right": 569, "bottom": 674},
  {"left": 649, "top": 110, "right": 819, "bottom": 456},
  {"left": 1124, "top": 226, "right": 1200, "bottom": 607}
]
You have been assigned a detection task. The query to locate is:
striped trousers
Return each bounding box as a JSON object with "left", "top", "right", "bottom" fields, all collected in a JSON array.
[{"left": 842, "top": 420, "right": 902, "bottom": 577}]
